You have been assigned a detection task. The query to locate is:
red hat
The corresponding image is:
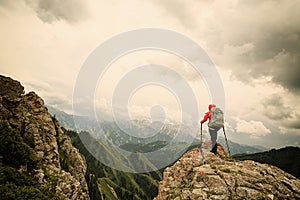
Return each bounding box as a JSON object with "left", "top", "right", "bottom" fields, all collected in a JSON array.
[{"left": 208, "top": 104, "right": 216, "bottom": 110}]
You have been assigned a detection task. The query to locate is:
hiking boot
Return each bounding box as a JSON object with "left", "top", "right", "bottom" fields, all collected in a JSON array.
[{"left": 211, "top": 145, "right": 217, "bottom": 154}]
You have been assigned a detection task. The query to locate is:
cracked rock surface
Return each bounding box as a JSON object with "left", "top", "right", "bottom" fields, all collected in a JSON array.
[
  {"left": 154, "top": 142, "right": 300, "bottom": 200},
  {"left": 0, "top": 75, "right": 89, "bottom": 199}
]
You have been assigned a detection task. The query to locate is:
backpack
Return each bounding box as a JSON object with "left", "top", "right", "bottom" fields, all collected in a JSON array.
[{"left": 208, "top": 107, "right": 224, "bottom": 129}]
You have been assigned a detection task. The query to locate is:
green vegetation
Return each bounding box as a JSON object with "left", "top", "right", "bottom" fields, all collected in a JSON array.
[
  {"left": 0, "top": 117, "right": 200, "bottom": 200},
  {"left": 219, "top": 168, "right": 231, "bottom": 173},
  {"left": 28, "top": 115, "right": 38, "bottom": 124},
  {"left": 63, "top": 128, "right": 162, "bottom": 200},
  {"left": 0, "top": 166, "right": 59, "bottom": 200},
  {"left": 0, "top": 121, "right": 59, "bottom": 200},
  {"left": 98, "top": 178, "right": 121, "bottom": 200},
  {"left": 186, "top": 171, "right": 195, "bottom": 181},
  {"left": 0, "top": 121, "right": 37, "bottom": 168},
  {"left": 59, "top": 150, "right": 71, "bottom": 172},
  {"left": 120, "top": 141, "right": 169, "bottom": 153}
]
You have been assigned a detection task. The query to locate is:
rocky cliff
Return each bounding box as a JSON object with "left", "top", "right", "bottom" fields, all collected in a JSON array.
[
  {"left": 0, "top": 75, "right": 89, "bottom": 199},
  {"left": 154, "top": 141, "right": 300, "bottom": 200}
]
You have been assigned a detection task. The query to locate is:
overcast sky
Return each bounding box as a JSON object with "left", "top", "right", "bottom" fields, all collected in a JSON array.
[{"left": 1, "top": 0, "right": 300, "bottom": 148}]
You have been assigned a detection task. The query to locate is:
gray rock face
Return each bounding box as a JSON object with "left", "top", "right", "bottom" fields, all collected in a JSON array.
[
  {"left": 154, "top": 142, "right": 300, "bottom": 200},
  {"left": 0, "top": 75, "right": 89, "bottom": 200},
  {"left": 0, "top": 75, "right": 24, "bottom": 98}
]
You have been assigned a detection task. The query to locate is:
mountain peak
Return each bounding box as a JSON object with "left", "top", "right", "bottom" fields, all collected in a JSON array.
[
  {"left": 0, "top": 75, "right": 89, "bottom": 199},
  {"left": 0, "top": 75, "right": 24, "bottom": 98},
  {"left": 154, "top": 142, "right": 300, "bottom": 200}
]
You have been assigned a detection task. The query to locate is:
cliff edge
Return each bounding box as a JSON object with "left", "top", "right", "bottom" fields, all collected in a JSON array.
[
  {"left": 0, "top": 75, "right": 89, "bottom": 199},
  {"left": 154, "top": 141, "right": 300, "bottom": 200}
]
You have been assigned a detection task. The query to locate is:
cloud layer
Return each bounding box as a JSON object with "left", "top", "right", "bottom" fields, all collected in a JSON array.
[
  {"left": 1, "top": 0, "right": 299, "bottom": 148},
  {"left": 27, "top": 0, "right": 89, "bottom": 23},
  {"left": 0, "top": 0, "right": 88, "bottom": 23},
  {"left": 157, "top": 0, "right": 300, "bottom": 93},
  {"left": 263, "top": 94, "right": 300, "bottom": 131},
  {"left": 235, "top": 118, "right": 271, "bottom": 138},
  {"left": 216, "top": 1, "right": 300, "bottom": 93}
]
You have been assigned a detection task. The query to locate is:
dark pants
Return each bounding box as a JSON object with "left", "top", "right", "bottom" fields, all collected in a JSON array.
[{"left": 209, "top": 127, "right": 220, "bottom": 154}]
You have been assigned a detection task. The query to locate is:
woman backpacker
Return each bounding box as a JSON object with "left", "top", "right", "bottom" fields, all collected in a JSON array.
[{"left": 200, "top": 104, "right": 224, "bottom": 154}]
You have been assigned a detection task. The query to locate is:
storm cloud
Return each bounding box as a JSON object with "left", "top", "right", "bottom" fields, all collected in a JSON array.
[
  {"left": 1, "top": 0, "right": 299, "bottom": 147},
  {"left": 218, "top": 1, "right": 300, "bottom": 93},
  {"left": 263, "top": 94, "right": 292, "bottom": 121},
  {"left": 153, "top": 0, "right": 199, "bottom": 29},
  {"left": 26, "top": 0, "right": 89, "bottom": 23},
  {"left": 157, "top": 0, "right": 300, "bottom": 93},
  {"left": 0, "top": 0, "right": 89, "bottom": 23},
  {"left": 263, "top": 94, "right": 300, "bottom": 130}
]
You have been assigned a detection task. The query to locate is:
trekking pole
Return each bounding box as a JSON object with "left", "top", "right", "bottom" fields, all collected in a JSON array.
[
  {"left": 200, "top": 123, "right": 203, "bottom": 148},
  {"left": 199, "top": 123, "right": 205, "bottom": 159},
  {"left": 222, "top": 126, "right": 231, "bottom": 156}
]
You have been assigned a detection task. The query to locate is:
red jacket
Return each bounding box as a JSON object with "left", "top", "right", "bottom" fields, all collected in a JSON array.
[
  {"left": 200, "top": 104, "right": 224, "bottom": 128},
  {"left": 200, "top": 104, "right": 215, "bottom": 124},
  {"left": 200, "top": 111, "right": 212, "bottom": 124}
]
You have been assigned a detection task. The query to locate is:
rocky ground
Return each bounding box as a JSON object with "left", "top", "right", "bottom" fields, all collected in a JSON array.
[{"left": 154, "top": 141, "right": 300, "bottom": 200}]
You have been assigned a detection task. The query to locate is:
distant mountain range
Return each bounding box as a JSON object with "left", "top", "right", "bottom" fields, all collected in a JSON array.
[
  {"left": 47, "top": 106, "right": 268, "bottom": 156},
  {"left": 233, "top": 146, "right": 300, "bottom": 179},
  {"left": 218, "top": 137, "right": 268, "bottom": 155},
  {"left": 63, "top": 128, "right": 161, "bottom": 199}
]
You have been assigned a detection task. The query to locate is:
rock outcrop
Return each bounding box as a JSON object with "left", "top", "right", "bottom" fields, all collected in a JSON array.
[
  {"left": 0, "top": 75, "right": 89, "bottom": 199},
  {"left": 154, "top": 141, "right": 300, "bottom": 200}
]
